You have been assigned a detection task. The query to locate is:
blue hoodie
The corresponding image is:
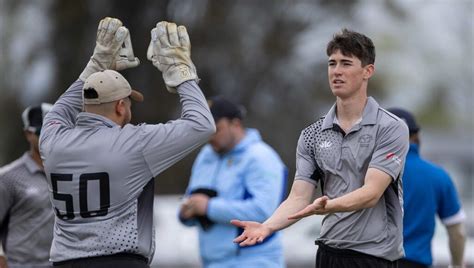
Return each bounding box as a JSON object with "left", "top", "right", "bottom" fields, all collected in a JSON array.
[{"left": 180, "top": 129, "right": 287, "bottom": 267}]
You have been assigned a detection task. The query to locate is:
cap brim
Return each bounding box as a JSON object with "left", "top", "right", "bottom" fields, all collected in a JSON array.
[{"left": 130, "top": 90, "right": 144, "bottom": 102}]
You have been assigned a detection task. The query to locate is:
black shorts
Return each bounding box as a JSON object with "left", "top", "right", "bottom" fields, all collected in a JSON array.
[
  {"left": 398, "top": 259, "right": 428, "bottom": 268},
  {"left": 315, "top": 242, "right": 399, "bottom": 268},
  {"left": 52, "top": 253, "right": 149, "bottom": 268}
]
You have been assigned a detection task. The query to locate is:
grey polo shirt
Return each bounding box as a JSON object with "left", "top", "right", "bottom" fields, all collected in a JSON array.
[
  {"left": 0, "top": 153, "right": 54, "bottom": 267},
  {"left": 295, "top": 97, "right": 409, "bottom": 261}
]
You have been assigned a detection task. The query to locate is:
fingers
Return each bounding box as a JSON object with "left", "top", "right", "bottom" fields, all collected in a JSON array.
[
  {"left": 111, "top": 26, "right": 128, "bottom": 51},
  {"left": 177, "top": 25, "right": 190, "bottom": 48},
  {"left": 97, "top": 18, "right": 105, "bottom": 40},
  {"left": 236, "top": 235, "right": 263, "bottom": 247},
  {"left": 156, "top": 21, "right": 171, "bottom": 48},
  {"left": 167, "top": 23, "right": 179, "bottom": 47},
  {"left": 102, "top": 18, "right": 123, "bottom": 45},
  {"left": 230, "top": 219, "right": 245, "bottom": 228},
  {"left": 319, "top": 196, "right": 329, "bottom": 206},
  {"left": 233, "top": 233, "right": 247, "bottom": 244}
]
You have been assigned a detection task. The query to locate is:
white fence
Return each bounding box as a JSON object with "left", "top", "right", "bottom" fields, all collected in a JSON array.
[{"left": 151, "top": 195, "right": 473, "bottom": 268}]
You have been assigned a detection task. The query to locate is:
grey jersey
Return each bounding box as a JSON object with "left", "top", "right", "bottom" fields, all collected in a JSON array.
[
  {"left": 295, "top": 97, "right": 409, "bottom": 261},
  {"left": 0, "top": 153, "right": 54, "bottom": 267},
  {"left": 39, "top": 79, "right": 215, "bottom": 263}
]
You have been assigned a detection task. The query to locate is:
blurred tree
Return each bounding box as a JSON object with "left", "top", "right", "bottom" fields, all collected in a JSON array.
[{"left": 7, "top": 0, "right": 469, "bottom": 196}]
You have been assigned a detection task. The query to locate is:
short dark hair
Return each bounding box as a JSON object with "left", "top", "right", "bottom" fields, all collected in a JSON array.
[{"left": 326, "top": 29, "right": 375, "bottom": 66}]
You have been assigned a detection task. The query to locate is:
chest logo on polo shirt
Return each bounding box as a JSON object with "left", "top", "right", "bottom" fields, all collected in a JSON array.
[
  {"left": 358, "top": 134, "right": 373, "bottom": 147},
  {"left": 319, "top": 140, "right": 333, "bottom": 149}
]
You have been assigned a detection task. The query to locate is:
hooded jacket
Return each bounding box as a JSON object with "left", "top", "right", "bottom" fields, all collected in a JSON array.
[{"left": 180, "top": 129, "right": 287, "bottom": 266}]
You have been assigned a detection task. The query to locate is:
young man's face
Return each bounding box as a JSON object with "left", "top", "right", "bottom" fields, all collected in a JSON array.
[
  {"left": 209, "top": 118, "right": 239, "bottom": 154},
  {"left": 328, "top": 50, "right": 374, "bottom": 99}
]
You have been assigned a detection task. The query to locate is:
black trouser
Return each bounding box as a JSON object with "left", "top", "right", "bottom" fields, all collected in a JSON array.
[
  {"left": 53, "top": 253, "right": 149, "bottom": 268},
  {"left": 398, "top": 259, "right": 429, "bottom": 268},
  {"left": 315, "top": 242, "right": 399, "bottom": 268}
]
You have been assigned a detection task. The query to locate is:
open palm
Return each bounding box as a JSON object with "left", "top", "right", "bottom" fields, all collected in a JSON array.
[{"left": 231, "top": 220, "right": 272, "bottom": 246}]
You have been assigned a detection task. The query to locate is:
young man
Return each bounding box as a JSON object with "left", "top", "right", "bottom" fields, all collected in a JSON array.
[
  {"left": 388, "top": 108, "right": 466, "bottom": 268},
  {"left": 179, "top": 97, "right": 287, "bottom": 268},
  {"left": 0, "top": 103, "right": 54, "bottom": 268},
  {"left": 39, "top": 18, "right": 215, "bottom": 268},
  {"left": 232, "top": 29, "right": 409, "bottom": 268}
]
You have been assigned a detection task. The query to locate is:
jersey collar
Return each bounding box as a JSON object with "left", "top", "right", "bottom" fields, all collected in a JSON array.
[
  {"left": 22, "top": 152, "right": 43, "bottom": 174},
  {"left": 76, "top": 112, "right": 118, "bottom": 128},
  {"left": 321, "top": 96, "right": 379, "bottom": 131}
]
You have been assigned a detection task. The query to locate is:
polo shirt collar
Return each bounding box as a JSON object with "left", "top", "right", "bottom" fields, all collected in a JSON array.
[
  {"left": 321, "top": 96, "right": 379, "bottom": 131},
  {"left": 76, "top": 112, "right": 118, "bottom": 128},
  {"left": 22, "top": 152, "right": 43, "bottom": 174}
]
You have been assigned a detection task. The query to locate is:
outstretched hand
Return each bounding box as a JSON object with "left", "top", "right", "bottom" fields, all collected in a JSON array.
[
  {"left": 231, "top": 220, "right": 272, "bottom": 247},
  {"left": 287, "top": 196, "right": 330, "bottom": 220}
]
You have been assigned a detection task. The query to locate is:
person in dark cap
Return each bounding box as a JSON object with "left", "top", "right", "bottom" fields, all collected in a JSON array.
[
  {"left": 179, "top": 96, "right": 287, "bottom": 268},
  {"left": 388, "top": 108, "right": 466, "bottom": 268},
  {"left": 0, "top": 103, "right": 54, "bottom": 268}
]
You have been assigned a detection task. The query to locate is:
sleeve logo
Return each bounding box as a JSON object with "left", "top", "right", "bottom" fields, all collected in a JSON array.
[{"left": 386, "top": 152, "right": 402, "bottom": 166}]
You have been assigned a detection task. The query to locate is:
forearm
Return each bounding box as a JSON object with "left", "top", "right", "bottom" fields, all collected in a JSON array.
[
  {"left": 325, "top": 185, "right": 379, "bottom": 213},
  {"left": 447, "top": 223, "right": 466, "bottom": 266},
  {"left": 177, "top": 81, "right": 215, "bottom": 133},
  {"left": 0, "top": 244, "right": 6, "bottom": 268},
  {"left": 263, "top": 195, "right": 310, "bottom": 233}
]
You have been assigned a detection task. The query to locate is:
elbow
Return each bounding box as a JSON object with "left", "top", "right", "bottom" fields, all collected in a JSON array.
[
  {"left": 199, "top": 120, "right": 215, "bottom": 141},
  {"left": 191, "top": 117, "right": 215, "bottom": 139},
  {"left": 206, "top": 120, "right": 216, "bottom": 136},
  {"left": 363, "top": 193, "right": 381, "bottom": 209},
  {"left": 450, "top": 223, "right": 467, "bottom": 242}
]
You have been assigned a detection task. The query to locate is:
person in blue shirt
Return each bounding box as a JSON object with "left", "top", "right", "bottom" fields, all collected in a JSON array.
[
  {"left": 388, "top": 108, "right": 466, "bottom": 268},
  {"left": 179, "top": 96, "right": 287, "bottom": 268}
]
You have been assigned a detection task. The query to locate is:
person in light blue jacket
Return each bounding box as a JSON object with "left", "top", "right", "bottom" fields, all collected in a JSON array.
[{"left": 179, "top": 96, "right": 287, "bottom": 268}]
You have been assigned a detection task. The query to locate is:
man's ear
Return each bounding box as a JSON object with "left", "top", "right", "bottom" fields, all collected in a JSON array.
[
  {"left": 115, "top": 99, "right": 125, "bottom": 116},
  {"left": 230, "top": 118, "right": 242, "bottom": 128},
  {"left": 363, "top": 64, "right": 375, "bottom": 80}
]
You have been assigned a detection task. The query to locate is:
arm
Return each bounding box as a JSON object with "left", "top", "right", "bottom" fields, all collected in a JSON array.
[
  {"left": 0, "top": 177, "right": 11, "bottom": 268},
  {"left": 40, "top": 18, "right": 138, "bottom": 150},
  {"left": 232, "top": 180, "right": 315, "bottom": 246},
  {"left": 288, "top": 168, "right": 391, "bottom": 218},
  {"left": 0, "top": 255, "right": 6, "bottom": 268},
  {"left": 437, "top": 170, "right": 466, "bottom": 267},
  {"left": 142, "top": 22, "right": 215, "bottom": 176},
  {"left": 140, "top": 81, "right": 215, "bottom": 176},
  {"left": 325, "top": 168, "right": 391, "bottom": 211},
  {"left": 446, "top": 222, "right": 466, "bottom": 267}
]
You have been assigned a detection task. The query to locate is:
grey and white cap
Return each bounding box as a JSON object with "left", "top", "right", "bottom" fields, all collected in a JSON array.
[{"left": 83, "top": 70, "right": 144, "bottom": 105}]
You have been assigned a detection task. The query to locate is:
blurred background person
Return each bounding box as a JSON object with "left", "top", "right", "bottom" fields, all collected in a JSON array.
[
  {"left": 388, "top": 108, "right": 466, "bottom": 268},
  {"left": 0, "top": 103, "right": 54, "bottom": 268},
  {"left": 179, "top": 96, "right": 287, "bottom": 268}
]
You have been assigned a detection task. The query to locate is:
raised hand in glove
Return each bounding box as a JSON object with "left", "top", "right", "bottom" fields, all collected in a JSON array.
[
  {"left": 79, "top": 17, "right": 140, "bottom": 81},
  {"left": 147, "top": 21, "right": 198, "bottom": 93}
]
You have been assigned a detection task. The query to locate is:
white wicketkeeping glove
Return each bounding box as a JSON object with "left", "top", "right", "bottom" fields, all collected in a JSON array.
[
  {"left": 147, "top": 21, "right": 198, "bottom": 93},
  {"left": 79, "top": 17, "right": 140, "bottom": 81}
]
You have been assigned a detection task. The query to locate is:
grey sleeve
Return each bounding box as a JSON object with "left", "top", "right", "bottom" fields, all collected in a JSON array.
[
  {"left": 294, "top": 131, "right": 321, "bottom": 186},
  {"left": 141, "top": 81, "right": 215, "bottom": 177},
  {"left": 0, "top": 177, "right": 13, "bottom": 226},
  {"left": 40, "top": 80, "right": 83, "bottom": 152},
  {"left": 369, "top": 120, "right": 409, "bottom": 181}
]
